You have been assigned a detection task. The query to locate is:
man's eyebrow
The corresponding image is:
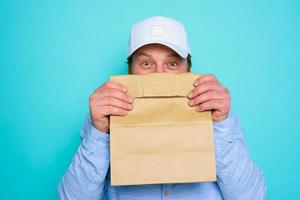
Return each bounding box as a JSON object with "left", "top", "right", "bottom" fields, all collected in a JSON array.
[
  {"left": 166, "top": 53, "right": 183, "bottom": 59},
  {"left": 134, "top": 52, "right": 152, "bottom": 58}
]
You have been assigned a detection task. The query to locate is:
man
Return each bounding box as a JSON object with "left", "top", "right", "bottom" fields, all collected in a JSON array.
[{"left": 59, "top": 16, "right": 266, "bottom": 200}]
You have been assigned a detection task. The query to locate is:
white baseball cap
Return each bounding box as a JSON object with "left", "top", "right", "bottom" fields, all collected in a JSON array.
[{"left": 128, "top": 16, "right": 191, "bottom": 58}]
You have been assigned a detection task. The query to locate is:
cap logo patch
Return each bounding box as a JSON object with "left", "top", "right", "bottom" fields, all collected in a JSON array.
[{"left": 151, "top": 25, "right": 165, "bottom": 37}]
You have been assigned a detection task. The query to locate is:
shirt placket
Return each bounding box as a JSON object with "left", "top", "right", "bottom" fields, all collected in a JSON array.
[{"left": 162, "top": 184, "right": 171, "bottom": 200}]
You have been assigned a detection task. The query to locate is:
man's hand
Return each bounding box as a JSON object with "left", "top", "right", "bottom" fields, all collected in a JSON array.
[
  {"left": 89, "top": 81, "right": 134, "bottom": 133},
  {"left": 187, "top": 74, "right": 230, "bottom": 122}
]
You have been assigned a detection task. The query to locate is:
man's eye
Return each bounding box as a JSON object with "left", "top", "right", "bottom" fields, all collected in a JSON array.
[
  {"left": 141, "top": 61, "right": 152, "bottom": 68},
  {"left": 168, "top": 62, "right": 178, "bottom": 69}
]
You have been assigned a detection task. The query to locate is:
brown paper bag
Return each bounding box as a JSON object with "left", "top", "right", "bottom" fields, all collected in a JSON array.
[{"left": 109, "top": 73, "right": 216, "bottom": 186}]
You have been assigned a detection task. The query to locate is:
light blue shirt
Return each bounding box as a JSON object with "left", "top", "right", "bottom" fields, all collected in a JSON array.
[{"left": 58, "top": 111, "right": 266, "bottom": 200}]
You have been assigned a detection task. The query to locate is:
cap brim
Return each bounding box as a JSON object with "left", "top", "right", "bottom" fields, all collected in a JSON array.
[{"left": 129, "top": 40, "right": 189, "bottom": 59}]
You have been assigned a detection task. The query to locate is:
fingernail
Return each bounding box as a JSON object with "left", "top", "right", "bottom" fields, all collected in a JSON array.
[
  {"left": 128, "top": 96, "right": 133, "bottom": 102},
  {"left": 194, "top": 81, "right": 199, "bottom": 86},
  {"left": 189, "top": 100, "right": 194, "bottom": 106},
  {"left": 188, "top": 92, "right": 193, "bottom": 98},
  {"left": 129, "top": 104, "right": 133, "bottom": 109}
]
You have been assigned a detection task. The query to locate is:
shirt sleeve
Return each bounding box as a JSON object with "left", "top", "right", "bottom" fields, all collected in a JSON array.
[
  {"left": 58, "top": 115, "right": 110, "bottom": 200},
  {"left": 213, "top": 111, "right": 266, "bottom": 200}
]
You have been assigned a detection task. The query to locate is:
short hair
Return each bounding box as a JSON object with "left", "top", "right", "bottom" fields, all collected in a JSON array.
[{"left": 127, "top": 54, "right": 192, "bottom": 74}]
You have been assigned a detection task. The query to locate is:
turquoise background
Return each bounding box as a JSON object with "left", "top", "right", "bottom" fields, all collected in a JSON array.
[{"left": 1, "top": 0, "right": 299, "bottom": 199}]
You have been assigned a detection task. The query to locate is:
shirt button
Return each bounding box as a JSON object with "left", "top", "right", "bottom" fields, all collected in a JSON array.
[{"left": 164, "top": 191, "right": 169, "bottom": 196}]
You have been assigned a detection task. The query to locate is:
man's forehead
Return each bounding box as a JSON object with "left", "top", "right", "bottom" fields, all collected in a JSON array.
[
  {"left": 135, "top": 52, "right": 181, "bottom": 58},
  {"left": 134, "top": 45, "right": 182, "bottom": 59}
]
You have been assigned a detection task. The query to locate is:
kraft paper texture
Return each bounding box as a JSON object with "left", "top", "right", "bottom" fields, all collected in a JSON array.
[{"left": 110, "top": 73, "right": 216, "bottom": 186}]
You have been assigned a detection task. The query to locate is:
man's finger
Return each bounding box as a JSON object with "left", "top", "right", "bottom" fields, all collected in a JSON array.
[
  {"left": 196, "top": 100, "right": 224, "bottom": 112},
  {"left": 193, "top": 74, "right": 219, "bottom": 87},
  {"left": 188, "top": 91, "right": 224, "bottom": 107},
  {"left": 188, "top": 81, "right": 224, "bottom": 99},
  {"left": 97, "top": 88, "right": 134, "bottom": 104},
  {"left": 97, "top": 105, "right": 129, "bottom": 116},
  {"left": 98, "top": 81, "right": 128, "bottom": 93},
  {"left": 98, "top": 96, "right": 133, "bottom": 111}
]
